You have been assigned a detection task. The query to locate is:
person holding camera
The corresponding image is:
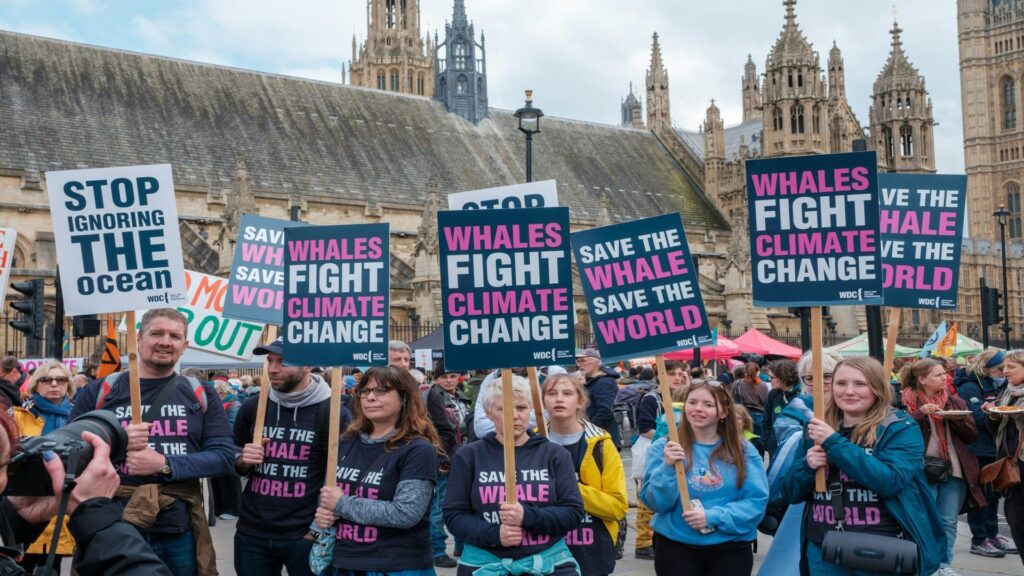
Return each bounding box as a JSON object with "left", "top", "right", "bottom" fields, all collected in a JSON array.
[
  {"left": 71, "top": 308, "right": 235, "bottom": 576},
  {"left": 233, "top": 337, "right": 350, "bottom": 576},
  {"left": 0, "top": 407, "right": 171, "bottom": 575},
  {"left": 12, "top": 360, "right": 77, "bottom": 573}
]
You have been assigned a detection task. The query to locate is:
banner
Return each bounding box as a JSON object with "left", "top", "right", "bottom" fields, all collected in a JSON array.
[
  {"left": 20, "top": 358, "right": 82, "bottom": 374},
  {"left": 746, "top": 151, "right": 883, "bottom": 307},
  {"left": 282, "top": 224, "right": 390, "bottom": 367},
  {"left": 447, "top": 180, "right": 558, "bottom": 210},
  {"left": 438, "top": 207, "right": 575, "bottom": 371},
  {"left": 0, "top": 228, "right": 15, "bottom": 294},
  {"left": 45, "top": 164, "right": 187, "bottom": 315},
  {"left": 223, "top": 215, "right": 307, "bottom": 324},
  {"left": 96, "top": 316, "right": 121, "bottom": 378},
  {"left": 878, "top": 173, "right": 967, "bottom": 309},
  {"left": 127, "top": 270, "right": 266, "bottom": 360},
  {"left": 572, "top": 213, "right": 713, "bottom": 362}
]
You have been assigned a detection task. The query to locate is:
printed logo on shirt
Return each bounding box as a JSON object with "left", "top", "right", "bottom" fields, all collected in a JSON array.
[
  {"left": 248, "top": 424, "right": 316, "bottom": 499},
  {"left": 688, "top": 465, "right": 723, "bottom": 492}
]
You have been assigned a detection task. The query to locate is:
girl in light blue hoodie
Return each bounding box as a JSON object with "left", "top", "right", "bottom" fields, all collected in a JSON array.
[{"left": 640, "top": 381, "right": 768, "bottom": 576}]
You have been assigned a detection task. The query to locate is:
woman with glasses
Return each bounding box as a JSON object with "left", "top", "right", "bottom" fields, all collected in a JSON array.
[
  {"left": 445, "top": 375, "right": 584, "bottom": 576},
  {"left": 778, "top": 356, "right": 944, "bottom": 576},
  {"left": 13, "top": 359, "right": 76, "bottom": 572},
  {"left": 315, "top": 366, "right": 440, "bottom": 576},
  {"left": 983, "top": 349, "right": 1024, "bottom": 565},
  {"left": 640, "top": 380, "right": 768, "bottom": 576}
]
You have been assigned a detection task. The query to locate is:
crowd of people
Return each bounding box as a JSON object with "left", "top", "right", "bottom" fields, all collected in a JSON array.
[{"left": 0, "top": 308, "right": 1021, "bottom": 575}]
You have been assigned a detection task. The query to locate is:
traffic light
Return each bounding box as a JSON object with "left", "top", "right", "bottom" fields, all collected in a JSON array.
[
  {"left": 982, "top": 285, "right": 1004, "bottom": 327},
  {"left": 9, "top": 278, "right": 44, "bottom": 339},
  {"left": 72, "top": 314, "right": 101, "bottom": 338}
]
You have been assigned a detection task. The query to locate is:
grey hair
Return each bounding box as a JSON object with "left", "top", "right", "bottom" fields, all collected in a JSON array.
[
  {"left": 796, "top": 350, "right": 843, "bottom": 378},
  {"left": 388, "top": 340, "right": 411, "bottom": 354},
  {"left": 481, "top": 375, "right": 532, "bottom": 412}
]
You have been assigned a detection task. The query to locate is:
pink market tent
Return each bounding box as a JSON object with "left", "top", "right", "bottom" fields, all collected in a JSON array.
[
  {"left": 664, "top": 336, "right": 742, "bottom": 361},
  {"left": 733, "top": 328, "right": 803, "bottom": 360}
]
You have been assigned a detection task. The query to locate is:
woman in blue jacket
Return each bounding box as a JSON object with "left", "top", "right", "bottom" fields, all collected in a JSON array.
[
  {"left": 640, "top": 381, "right": 768, "bottom": 576},
  {"left": 778, "top": 356, "right": 945, "bottom": 575}
]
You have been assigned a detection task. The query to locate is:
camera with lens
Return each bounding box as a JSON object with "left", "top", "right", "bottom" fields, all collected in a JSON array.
[{"left": 5, "top": 410, "right": 128, "bottom": 496}]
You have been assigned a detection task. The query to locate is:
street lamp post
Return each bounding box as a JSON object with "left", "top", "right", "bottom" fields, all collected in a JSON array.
[
  {"left": 995, "top": 205, "right": 1013, "bottom": 349},
  {"left": 514, "top": 90, "right": 544, "bottom": 183}
]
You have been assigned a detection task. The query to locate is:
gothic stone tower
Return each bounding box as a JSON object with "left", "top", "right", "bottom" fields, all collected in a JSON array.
[
  {"left": 349, "top": 0, "right": 434, "bottom": 97},
  {"left": 742, "top": 55, "right": 761, "bottom": 122},
  {"left": 869, "top": 20, "right": 936, "bottom": 174},
  {"left": 434, "top": 0, "right": 488, "bottom": 123},
  {"left": 646, "top": 32, "right": 671, "bottom": 132},
  {"left": 621, "top": 82, "right": 644, "bottom": 128}
]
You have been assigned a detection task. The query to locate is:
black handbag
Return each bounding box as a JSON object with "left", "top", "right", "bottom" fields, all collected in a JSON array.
[
  {"left": 923, "top": 455, "right": 951, "bottom": 484},
  {"left": 819, "top": 482, "right": 919, "bottom": 575}
]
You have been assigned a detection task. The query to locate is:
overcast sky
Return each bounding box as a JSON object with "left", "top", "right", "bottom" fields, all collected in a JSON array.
[{"left": 0, "top": 0, "right": 964, "bottom": 172}]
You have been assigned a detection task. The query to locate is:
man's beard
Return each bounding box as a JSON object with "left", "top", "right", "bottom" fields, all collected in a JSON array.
[{"left": 271, "top": 372, "right": 304, "bottom": 393}]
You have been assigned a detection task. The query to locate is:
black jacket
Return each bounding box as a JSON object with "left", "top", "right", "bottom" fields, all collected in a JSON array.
[{"left": 585, "top": 368, "right": 621, "bottom": 447}]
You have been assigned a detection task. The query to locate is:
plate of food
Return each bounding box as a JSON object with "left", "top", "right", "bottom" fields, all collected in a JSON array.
[
  {"left": 935, "top": 410, "right": 972, "bottom": 416},
  {"left": 986, "top": 405, "right": 1024, "bottom": 414}
]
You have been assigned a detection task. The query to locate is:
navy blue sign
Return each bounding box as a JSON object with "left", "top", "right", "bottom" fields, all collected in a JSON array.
[
  {"left": 745, "top": 151, "right": 883, "bottom": 307},
  {"left": 879, "top": 173, "right": 967, "bottom": 309},
  {"left": 572, "top": 214, "right": 713, "bottom": 362},
  {"left": 438, "top": 207, "right": 575, "bottom": 371},
  {"left": 282, "top": 223, "right": 389, "bottom": 367},
  {"left": 224, "top": 214, "right": 308, "bottom": 324}
]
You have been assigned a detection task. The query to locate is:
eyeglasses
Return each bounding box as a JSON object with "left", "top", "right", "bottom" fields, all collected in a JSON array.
[
  {"left": 37, "top": 376, "right": 69, "bottom": 385},
  {"left": 356, "top": 385, "right": 393, "bottom": 398},
  {"left": 801, "top": 373, "right": 833, "bottom": 385}
]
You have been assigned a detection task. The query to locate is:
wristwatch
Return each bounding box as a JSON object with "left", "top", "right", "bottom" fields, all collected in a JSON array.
[{"left": 161, "top": 458, "right": 172, "bottom": 476}]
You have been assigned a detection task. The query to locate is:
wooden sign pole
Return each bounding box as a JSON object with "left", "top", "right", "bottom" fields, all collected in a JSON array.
[
  {"left": 656, "top": 354, "right": 692, "bottom": 511},
  {"left": 501, "top": 368, "right": 517, "bottom": 504},
  {"left": 251, "top": 325, "right": 279, "bottom": 445},
  {"left": 811, "top": 307, "right": 826, "bottom": 492},
  {"left": 324, "top": 365, "right": 344, "bottom": 488},
  {"left": 527, "top": 367, "right": 546, "bottom": 437},
  {"left": 125, "top": 311, "right": 143, "bottom": 425},
  {"left": 882, "top": 309, "right": 901, "bottom": 386}
]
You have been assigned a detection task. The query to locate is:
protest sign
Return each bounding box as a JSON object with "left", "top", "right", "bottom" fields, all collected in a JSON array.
[
  {"left": 20, "top": 358, "right": 82, "bottom": 374},
  {"left": 223, "top": 215, "right": 307, "bottom": 324},
  {"left": 438, "top": 207, "right": 575, "bottom": 371},
  {"left": 0, "top": 228, "right": 15, "bottom": 293},
  {"left": 447, "top": 180, "right": 558, "bottom": 210},
  {"left": 878, "top": 173, "right": 967, "bottom": 309},
  {"left": 746, "top": 151, "right": 883, "bottom": 307},
  {"left": 282, "top": 224, "right": 390, "bottom": 367},
  {"left": 45, "top": 164, "right": 187, "bottom": 316},
  {"left": 414, "top": 348, "right": 432, "bottom": 370},
  {"left": 572, "top": 213, "right": 713, "bottom": 362},
  {"left": 125, "top": 270, "right": 266, "bottom": 360}
]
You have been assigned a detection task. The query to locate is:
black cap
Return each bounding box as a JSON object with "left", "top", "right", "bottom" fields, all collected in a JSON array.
[
  {"left": 433, "top": 360, "right": 455, "bottom": 379},
  {"left": 252, "top": 336, "right": 284, "bottom": 356}
]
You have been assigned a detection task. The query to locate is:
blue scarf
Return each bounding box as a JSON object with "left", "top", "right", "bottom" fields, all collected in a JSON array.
[{"left": 31, "top": 393, "right": 73, "bottom": 435}]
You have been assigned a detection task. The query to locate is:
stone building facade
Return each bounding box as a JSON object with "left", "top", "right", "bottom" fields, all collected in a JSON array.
[{"left": 347, "top": 0, "right": 435, "bottom": 97}]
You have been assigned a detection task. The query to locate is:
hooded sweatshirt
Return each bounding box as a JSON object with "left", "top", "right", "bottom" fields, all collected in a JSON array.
[
  {"left": 233, "top": 374, "right": 351, "bottom": 539},
  {"left": 444, "top": 432, "right": 584, "bottom": 560}
]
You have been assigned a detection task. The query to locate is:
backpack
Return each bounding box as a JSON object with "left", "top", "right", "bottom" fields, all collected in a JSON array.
[{"left": 95, "top": 371, "right": 208, "bottom": 413}]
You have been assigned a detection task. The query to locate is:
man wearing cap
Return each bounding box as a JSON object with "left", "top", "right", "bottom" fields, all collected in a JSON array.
[
  {"left": 575, "top": 348, "right": 621, "bottom": 448},
  {"left": 233, "top": 337, "right": 352, "bottom": 576},
  {"left": 428, "top": 361, "right": 472, "bottom": 566}
]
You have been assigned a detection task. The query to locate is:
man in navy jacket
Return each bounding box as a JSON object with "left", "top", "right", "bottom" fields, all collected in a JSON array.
[{"left": 576, "top": 349, "right": 621, "bottom": 448}]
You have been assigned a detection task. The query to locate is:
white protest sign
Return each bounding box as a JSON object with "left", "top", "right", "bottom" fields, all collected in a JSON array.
[
  {"left": 0, "top": 228, "right": 16, "bottom": 294},
  {"left": 124, "top": 270, "right": 266, "bottom": 360},
  {"left": 20, "top": 358, "right": 83, "bottom": 374},
  {"left": 45, "top": 164, "right": 188, "bottom": 316},
  {"left": 414, "top": 348, "right": 432, "bottom": 370},
  {"left": 447, "top": 180, "right": 559, "bottom": 210}
]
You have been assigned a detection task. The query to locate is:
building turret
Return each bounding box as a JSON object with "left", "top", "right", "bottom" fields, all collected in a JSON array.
[
  {"left": 742, "top": 55, "right": 761, "bottom": 121},
  {"left": 646, "top": 32, "right": 671, "bottom": 132},
  {"left": 434, "top": 0, "right": 488, "bottom": 123}
]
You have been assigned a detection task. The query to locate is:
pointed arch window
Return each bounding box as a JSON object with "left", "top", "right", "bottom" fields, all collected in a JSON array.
[
  {"left": 1003, "top": 77, "right": 1017, "bottom": 130},
  {"left": 900, "top": 125, "right": 914, "bottom": 156},
  {"left": 439, "top": 77, "right": 447, "bottom": 97},
  {"left": 772, "top": 107, "right": 783, "bottom": 131},
  {"left": 385, "top": 0, "right": 397, "bottom": 29},
  {"left": 791, "top": 104, "right": 805, "bottom": 134},
  {"left": 377, "top": 70, "right": 386, "bottom": 90},
  {"left": 454, "top": 43, "right": 467, "bottom": 69},
  {"left": 456, "top": 74, "right": 467, "bottom": 95},
  {"left": 417, "top": 73, "right": 425, "bottom": 95},
  {"left": 390, "top": 69, "right": 400, "bottom": 91},
  {"left": 812, "top": 105, "right": 821, "bottom": 134},
  {"left": 1008, "top": 182, "right": 1022, "bottom": 239},
  {"left": 883, "top": 126, "right": 894, "bottom": 160}
]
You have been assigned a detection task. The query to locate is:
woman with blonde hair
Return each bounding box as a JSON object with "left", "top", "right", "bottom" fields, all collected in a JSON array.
[
  {"left": 779, "top": 356, "right": 945, "bottom": 575},
  {"left": 542, "top": 373, "right": 627, "bottom": 576},
  {"left": 13, "top": 359, "right": 76, "bottom": 572},
  {"left": 983, "top": 348, "right": 1024, "bottom": 565}
]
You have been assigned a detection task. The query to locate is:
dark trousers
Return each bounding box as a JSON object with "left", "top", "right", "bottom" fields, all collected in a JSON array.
[
  {"left": 653, "top": 533, "right": 753, "bottom": 576},
  {"left": 211, "top": 474, "right": 241, "bottom": 516},
  {"left": 234, "top": 531, "right": 314, "bottom": 576},
  {"left": 143, "top": 530, "right": 196, "bottom": 576},
  {"left": 968, "top": 455, "right": 1002, "bottom": 545},
  {"left": 1005, "top": 480, "right": 1024, "bottom": 566}
]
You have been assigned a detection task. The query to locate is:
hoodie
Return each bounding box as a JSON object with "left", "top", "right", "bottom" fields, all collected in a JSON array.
[
  {"left": 444, "top": 432, "right": 584, "bottom": 561},
  {"left": 953, "top": 367, "right": 1002, "bottom": 458},
  {"left": 585, "top": 367, "right": 620, "bottom": 447}
]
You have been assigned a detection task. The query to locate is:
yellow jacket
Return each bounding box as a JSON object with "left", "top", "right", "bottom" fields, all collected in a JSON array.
[
  {"left": 576, "top": 420, "right": 629, "bottom": 543},
  {"left": 12, "top": 406, "right": 76, "bottom": 556}
]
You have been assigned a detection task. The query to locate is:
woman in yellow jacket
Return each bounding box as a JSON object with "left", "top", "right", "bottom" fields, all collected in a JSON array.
[
  {"left": 543, "top": 372, "right": 629, "bottom": 576},
  {"left": 12, "top": 359, "right": 76, "bottom": 572}
]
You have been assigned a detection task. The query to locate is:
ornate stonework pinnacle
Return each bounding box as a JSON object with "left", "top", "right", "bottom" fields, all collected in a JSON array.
[
  {"left": 890, "top": 20, "right": 903, "bottom": 48},
  {"left": 784, "top": 0, "right": 796, "bottom": 23}
]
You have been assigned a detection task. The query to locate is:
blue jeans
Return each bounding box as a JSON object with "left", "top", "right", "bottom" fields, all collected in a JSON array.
[
  {"left": 235, "top": 531, "right": 314, "bottom": 576},
  {"left": 967, "top": 455, "right": 1001, "bottom": 545},
  {"left": 805, "top": 542, "right": 889, "bottom": 576},
  {"left": 930, "top": 476, "right": 966, "bottom": 568},
  {"left": 143, "top": 530, "right": 196, "bottom": 576},
  {"left": 430, "top": 475, "right": 462, "bottom": 557},
  {"left": 330, "top": 568, "right": 436, "bottom": 576}
]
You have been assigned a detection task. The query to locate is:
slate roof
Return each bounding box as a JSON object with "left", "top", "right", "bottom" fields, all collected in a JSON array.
[
  {"left": 676, "top": 119, "right": 763, "bottom": 163},
  {"left": 0, "top": 30, "right": 728, "bottom": 231}
]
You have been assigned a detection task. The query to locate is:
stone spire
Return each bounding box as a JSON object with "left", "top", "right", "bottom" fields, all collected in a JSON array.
[
  {"left": 434, "top": 0, "right": 488, "bottom": 123},
  {"left": 596, "top": 190, "right": 613, "bottom": 227},
  {"left": 742, "top": 54, "right": 761, "bottom": 121},
  {"left": 704, "top": 100, "right": 726, "bottom": 201},
  {"left": 412, "top": 177, "right": 443, "bottom": 322},
  {"left": 828, "top": 41, "right": 845, "bottom": 99},
  {"left": 217, "top": 153, "right": 259, "bottom": 273},
  {"left": 621, "top": 82, "right": 643, "bottom": 128},
  {"left": 767, "top": 0, "right": 816, "bottom": 70},
  {"left": 646, "top": 32, "right": 671, "bottom": 132}
]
